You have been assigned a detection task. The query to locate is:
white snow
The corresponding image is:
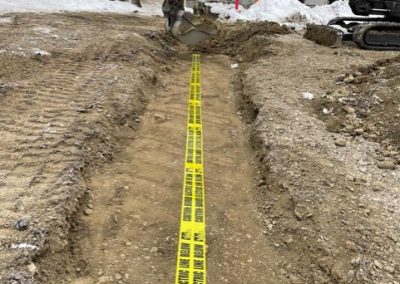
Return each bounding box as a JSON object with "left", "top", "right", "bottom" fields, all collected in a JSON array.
[
  {"left": 0, "top": 0, "right": 163, "bottom": 16},
  {"left": 11, "top": 243, "right": 39, "bottom": 250},
  {"left": 32, "top": 26, "right": 54, "bottom": 34},
  {"left": 208, "top": 0, "right": 355, "bottom": 25},
  {"left": 32, "top": 48, "right": 52, "bottom": 56},
  {"left": 303, "top": 92, "right": 315, "bottom": 100}
]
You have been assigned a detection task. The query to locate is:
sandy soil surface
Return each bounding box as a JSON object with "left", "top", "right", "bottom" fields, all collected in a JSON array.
[
  {"left": 69, "top": 55, "right": 283, "bottom": 284},
  {"left": 0, "top": 12, "right": 171, "bottom": 283},
  {"left": 0, "top": 12, "right": 399, "bottom": 284}
]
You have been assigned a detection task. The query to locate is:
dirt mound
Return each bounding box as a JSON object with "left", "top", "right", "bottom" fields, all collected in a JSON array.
[{"left": 193, "top": 21, "right": 291, "bottom": 61}]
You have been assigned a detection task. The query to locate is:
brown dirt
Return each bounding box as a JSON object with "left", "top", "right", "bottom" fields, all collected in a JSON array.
[
  {"left": 0, "top": 13, "right": 285, "bottom": 284},
  {"left": 0, "top": 12, "right": 173, "bottom": 283},
  {"left": 237, "top": 34, "right": 400, "bottom": 283},
  {"left": 314, "top": 56, "right": 400, "bottom": 151},
  {"left": 1, "top": 12, "right": 400, "bottom": 284},
  {"left": 68, "top": 54, "right": 283, "bottom": 284},
  {"left": 193, "top": 21, "right": 291, "bottom": 61}
]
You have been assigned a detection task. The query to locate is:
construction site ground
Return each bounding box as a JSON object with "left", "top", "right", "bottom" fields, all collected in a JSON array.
[{"left": 0, "top": 12, "right": 399, "bottom": 284}]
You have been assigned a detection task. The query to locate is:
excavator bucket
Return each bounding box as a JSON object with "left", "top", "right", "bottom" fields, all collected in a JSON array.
[
  {"left": 304, "top": 24, "right": 343, "bottom": 47},
  {"left": 170, "top": 11, "right": 218, "bottom": 45}
]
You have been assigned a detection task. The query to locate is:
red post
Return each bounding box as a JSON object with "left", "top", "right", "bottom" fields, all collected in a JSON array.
[{"left": 235, "top": 0, "right": 239, "bottom": 10}]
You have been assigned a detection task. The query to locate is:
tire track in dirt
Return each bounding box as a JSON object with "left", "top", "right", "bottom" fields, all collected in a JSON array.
[
  {"left": 0, "top": 58, "right": 103, "bottom": 274},
  {"left": 69, "top": 55, "right": 282, "bottom": 284},
  {"left": 0, "top": 13, "right": 171, "bottom": 283}
]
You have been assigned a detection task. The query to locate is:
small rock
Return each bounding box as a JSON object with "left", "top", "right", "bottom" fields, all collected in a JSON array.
[
  {"left": 354, "top": 128, "right": 364, "bottom": 135},
  {"left": 377, "top": 160, "right": 396, "bottom": 170},
  {"left": 154, "top": 113, "right": 167, "bottom": 123},
  {"left": 345, "top": 240, "right": 357, "bottom": 251},
  {"left": 334, "top": 138, "right": 347, "bottom": 147},
  {"left": 326, "top": 117, "right": 342, "bottom": 133},
  {"left": 258, "top": 179, "right": 267, "bottom": 186},
  {"left": 84, "top": 209, "right": 93, "bottom": 215},
  {"left": 15, "top": 219, "right": 29, "bottom": 231},
  {"left": 389, "top": 234, "right": 399, "bottom": 243},
  {"left": 344, "top": 74, "right": 355, "bottom": 83},
  {"left": 384, "top": 265, "right": 395, "bottom": 274},
  {"left": 150, "top": 247, "right": 158, "bottom": 253},
  {"left": 343, "top": 106, "right": 356, "bottom": 114},
  {"left": 284, "top": 236, "right": 294, "bottom": 246},
  {"left": 294, "top": 205, "right": 312, "bottom": 221},
  {"left": 27, "top": 263, "right": 37, "bottom": 275},
  {"left": 289, "top": 274, "right": 302, "bottom": 284},
  {"left": 346, "top": 270, "right": 355, "bottom": 283},
  {"left": 374, "top": 260, "right": 383, "bottom": 269},
  {"left": 97, "top": 276, "right": 111, "bottom": 283},
  {"left": 115, "top": 273, "right": 123, "bottom": 280}
]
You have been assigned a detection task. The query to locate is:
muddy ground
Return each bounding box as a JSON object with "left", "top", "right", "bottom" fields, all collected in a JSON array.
[{"left": 0, "top": 12, "right": 399, "bottom": 284}]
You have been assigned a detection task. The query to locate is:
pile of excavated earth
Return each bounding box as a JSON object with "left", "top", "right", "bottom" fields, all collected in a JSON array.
[{"left": 0, "top": 4, "right": 399, "bottom": 284}]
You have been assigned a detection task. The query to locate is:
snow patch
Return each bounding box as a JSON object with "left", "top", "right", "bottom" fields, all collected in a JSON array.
[
  {"left": 0, "top": 0, "right": 163, "bottom": 16},
  {"left": 303, "top": 92, "right": 315, "bottom": 100},
  {"left": 11, "top": 243, "right": 39, "bottom": 250},
  {"left": 32, "top": 48, "right": 52, "bottom": 56},
  {"left": 32, "top": 26, "right": 55, "bottom": 34},
  {"left": 208, "top": 0, "right": 355, "bottom": 25}
]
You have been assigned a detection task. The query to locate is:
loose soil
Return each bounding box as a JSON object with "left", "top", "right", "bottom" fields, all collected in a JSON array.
[
  {"left": 236, "top": 34, "right": 400, "bottom": 283},
  {"left": 69, "top": 55, "right": 282, "bottom": 284},
  {"left": 193, "top": 21, "right": 291, "bottom": 61},
  {"left": 1, "top": 12, "right": 400, "bottom": 284}
]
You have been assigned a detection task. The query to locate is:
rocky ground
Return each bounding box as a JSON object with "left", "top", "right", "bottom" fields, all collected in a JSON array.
[
  {"left": 0, "top": 12, "right": 399, "bottom": 284},
  {"left": 233, "top": 34, "right": 400, "bottom": 283}
]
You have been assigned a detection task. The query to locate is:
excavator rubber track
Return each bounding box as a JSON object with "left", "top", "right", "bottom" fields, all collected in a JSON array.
[
  {"left": 326, "top": 16, "right": 400, "bottom": 50},
  {"left": 353, "top": 22, "right": 400, "bottom": 50}
]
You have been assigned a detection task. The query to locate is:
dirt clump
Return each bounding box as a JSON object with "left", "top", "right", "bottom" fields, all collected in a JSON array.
[{"left": 194, "top": 21, "right": 291, "bottom": 61}]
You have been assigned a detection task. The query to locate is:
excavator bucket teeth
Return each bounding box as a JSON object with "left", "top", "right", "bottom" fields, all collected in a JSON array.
[{"left": 172, "top": 12, "right": 218, "bottom": 45}]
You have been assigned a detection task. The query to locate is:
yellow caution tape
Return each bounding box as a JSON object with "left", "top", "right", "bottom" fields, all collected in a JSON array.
[{"left": 175, "top": 54, "right": 206, "bottom": 284}]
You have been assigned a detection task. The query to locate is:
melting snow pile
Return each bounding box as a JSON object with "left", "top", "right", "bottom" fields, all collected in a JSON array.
[
  {"left": 208, "top": 0, "right": 355, "bottom": 25},
  {"left": 0, "top": 0, "right": 163, "bottom": 16}
]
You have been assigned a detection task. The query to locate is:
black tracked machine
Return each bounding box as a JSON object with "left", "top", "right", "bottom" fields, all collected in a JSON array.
[{"left": 307, "top": 0, "right": 400, "bottom": 50}]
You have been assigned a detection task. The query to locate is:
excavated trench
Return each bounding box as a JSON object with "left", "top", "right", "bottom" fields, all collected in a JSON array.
[
  {"left": 58, "top": 52, "right": 285, "bottom": 284},
  {"left": 0, "top": 15, "right": 290, "bottom": 284}
]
